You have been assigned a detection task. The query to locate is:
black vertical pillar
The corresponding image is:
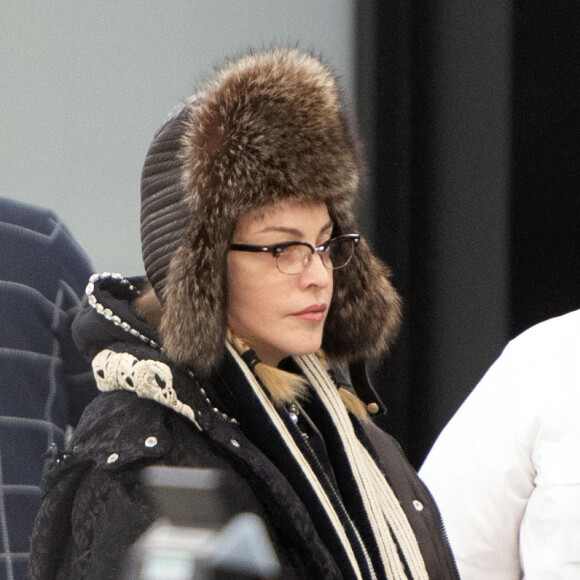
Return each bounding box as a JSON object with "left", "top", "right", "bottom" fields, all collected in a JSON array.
[
  {"left": 511, "top": 2, "right": 580, "bottom": 336},
  {"left": 355, "top": 0, "right": 415, "bottom": 454},
  {"left": 356, "top": 1, "right": 512, "bottom": 466}
]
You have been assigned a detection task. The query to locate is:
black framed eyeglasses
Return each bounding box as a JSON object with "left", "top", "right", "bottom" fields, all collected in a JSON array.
[{"left": 229, "top": 234, "right": 360, "bottom": 275}]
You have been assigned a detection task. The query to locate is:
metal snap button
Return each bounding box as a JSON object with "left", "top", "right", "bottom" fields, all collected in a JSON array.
[
  {"left": 144, "top": 436, "right": 158, "bottom": 448},
  {"left": 413, "top": 500, "right": 424, "bottom": 511},
  {"left": 107, "top": 453, "right": 119, "bottom": 464}
]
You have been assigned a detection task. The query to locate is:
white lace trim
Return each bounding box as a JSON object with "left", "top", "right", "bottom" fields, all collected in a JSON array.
[{"left": 92, "top": 349, "right": 201, "bottom": 431}]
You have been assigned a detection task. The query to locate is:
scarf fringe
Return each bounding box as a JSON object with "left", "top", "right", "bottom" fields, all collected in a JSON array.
[{"left": 295, "top": 354, "right": 428, "bottom": 580}]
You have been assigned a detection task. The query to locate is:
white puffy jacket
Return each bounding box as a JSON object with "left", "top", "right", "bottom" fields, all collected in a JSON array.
[{"left": 420, "top": 309, "right": 580, "bottom": 579}]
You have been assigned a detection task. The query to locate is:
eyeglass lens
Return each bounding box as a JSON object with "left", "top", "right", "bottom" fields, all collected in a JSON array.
[{"left": 276, "top": 237, "right": 355, "bottom": 274}]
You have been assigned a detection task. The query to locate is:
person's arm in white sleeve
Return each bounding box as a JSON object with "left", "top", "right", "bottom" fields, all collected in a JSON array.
[{"left": 420, "top": 339, "right": 539, "bottom": 580}]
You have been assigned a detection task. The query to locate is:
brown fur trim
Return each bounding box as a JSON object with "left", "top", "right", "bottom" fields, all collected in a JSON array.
[{"left": 323, "top": 237, "right": 402, "bottom": 362}]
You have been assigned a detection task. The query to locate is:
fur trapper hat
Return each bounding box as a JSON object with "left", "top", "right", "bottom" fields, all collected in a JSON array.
[{"left": 141, "top": 48, "right": 401, "bottom": 375}]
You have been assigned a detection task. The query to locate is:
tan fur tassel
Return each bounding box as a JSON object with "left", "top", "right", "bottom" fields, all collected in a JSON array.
[
  {"left": 134, "top": 285, "right": 163, "bottom": 327},
  {"left": 227, "top": 331, "right": 308, "bottom": 406},
  {"left": 338, "top": 387, "right": 369, "bottom": 421}
]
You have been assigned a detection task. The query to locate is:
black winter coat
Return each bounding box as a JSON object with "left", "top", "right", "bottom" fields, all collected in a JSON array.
[{"left": 29, "top": 275, "right": 458, "bottom": 580}]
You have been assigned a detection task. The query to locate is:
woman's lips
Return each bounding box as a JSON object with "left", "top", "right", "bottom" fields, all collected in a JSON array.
[{"left": 292, "top": 304, "right": 327, "bottom": 322}]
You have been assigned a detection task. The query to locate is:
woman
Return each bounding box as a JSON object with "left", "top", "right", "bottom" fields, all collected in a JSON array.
[{"left": 29, "top": 48, "right": 458, "bottom": 579}]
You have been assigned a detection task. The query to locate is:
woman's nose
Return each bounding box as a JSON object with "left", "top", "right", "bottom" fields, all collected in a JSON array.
[{"left": 301, "top": 251, "right": 332, "bottom": 287}]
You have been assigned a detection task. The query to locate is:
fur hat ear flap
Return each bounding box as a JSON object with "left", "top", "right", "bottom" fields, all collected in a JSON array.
[
  {"left": 158, "top": 215, "right": 232, "bottom": 374},
  {"left": 323, "top": 236, "right": 402, "bottom": 362}
]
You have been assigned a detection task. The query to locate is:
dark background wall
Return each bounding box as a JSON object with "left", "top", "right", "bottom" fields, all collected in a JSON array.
[
  {"left": 511, "top": 2, "right": 580, "bottom": 338},
  {"left": 357, "top": 1, "right": 580, "bottom": 467}
]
